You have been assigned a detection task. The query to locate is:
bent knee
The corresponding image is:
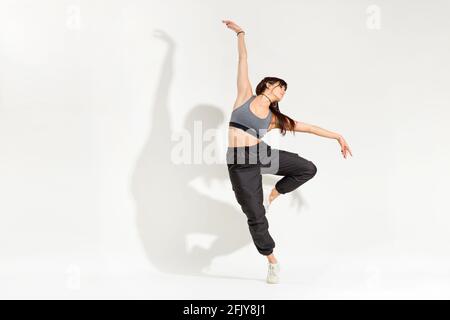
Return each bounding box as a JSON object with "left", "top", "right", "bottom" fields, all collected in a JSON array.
[{"left": 306, "top": 161, "right": 317, "bottom": 177}]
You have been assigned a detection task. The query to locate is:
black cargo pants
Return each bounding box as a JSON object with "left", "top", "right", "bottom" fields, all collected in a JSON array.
[{"left": 226, "top": 140, "right": 317, "bottom": 256}]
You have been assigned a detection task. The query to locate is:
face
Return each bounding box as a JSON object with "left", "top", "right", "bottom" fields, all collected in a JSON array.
[{"left": 266, "top": 81, "right": 286, "bottom": 101}]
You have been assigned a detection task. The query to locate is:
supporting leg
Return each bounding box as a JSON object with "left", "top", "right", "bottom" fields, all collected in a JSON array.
[{"left": 227, "top": 164, "right": 276, "bottom": 256}]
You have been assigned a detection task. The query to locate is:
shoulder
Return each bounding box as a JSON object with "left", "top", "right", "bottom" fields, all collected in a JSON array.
[{"left": 233, "top": 90, "right": 254, "bottom": 109}]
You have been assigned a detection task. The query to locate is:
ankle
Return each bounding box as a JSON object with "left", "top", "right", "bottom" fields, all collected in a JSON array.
[{"left": 266, "top": 254, "right": 278, "bottom": 264}]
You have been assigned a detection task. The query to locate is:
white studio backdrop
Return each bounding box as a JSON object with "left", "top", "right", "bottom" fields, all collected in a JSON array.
[{"left": 1, "top": 0, "right": 450, "bottom": 299}]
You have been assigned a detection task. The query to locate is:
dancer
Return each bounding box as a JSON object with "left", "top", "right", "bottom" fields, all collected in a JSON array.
[{"left": 222, "top": 20, "right": 353, "bottom": 284}]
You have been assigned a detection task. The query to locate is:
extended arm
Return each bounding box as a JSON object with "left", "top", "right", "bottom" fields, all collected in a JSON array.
[
  {"left": 294, "top": 120, "right": 341, "bottom": 140},
  {"left": 293, "top": 120, "right": 353, "bottom": 159}
]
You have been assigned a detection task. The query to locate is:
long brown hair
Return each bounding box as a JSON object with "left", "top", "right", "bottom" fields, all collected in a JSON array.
[{"left": 255, "top": 77, "right": 296, "bottom": 136}]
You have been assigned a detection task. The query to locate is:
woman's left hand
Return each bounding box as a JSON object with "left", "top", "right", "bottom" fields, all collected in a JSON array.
[{"left": 337, "top": 135, "right": 353, "bottom": 159}]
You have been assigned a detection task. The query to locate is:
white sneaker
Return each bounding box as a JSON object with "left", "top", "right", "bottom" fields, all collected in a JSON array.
[
  {"left": 263, "top": 188, "right": 271, "bottom": 213},
  {"left": 266, "top": 262, "right": 280, "bottom": 284}
]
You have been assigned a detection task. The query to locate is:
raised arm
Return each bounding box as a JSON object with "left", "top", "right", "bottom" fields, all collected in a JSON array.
[{"left": 222, "top": 20, "right": 253, "bottom": 106}]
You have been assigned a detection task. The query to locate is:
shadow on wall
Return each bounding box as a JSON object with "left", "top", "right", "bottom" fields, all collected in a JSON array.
[
  {"left": 130, "top": 29, "right": 250, "bottom": 276},
  {"left": 130, "top": 29, "right": 307, "bottom": 277}
]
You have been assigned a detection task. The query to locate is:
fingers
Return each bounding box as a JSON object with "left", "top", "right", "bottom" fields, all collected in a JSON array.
[
  {"left": 344, "top": 146, "right": 352, "bottom": 158},
  {"left": 222, "top": 20, "right": 233, "bottom": 30},
  {"left": 344, "top": 145, "right": 352, "bottom": 157},
  {"left": 222, "top": 20, "right": 238, "bottom": 29},
  {"left": 338, "top": 137, "right": 352, "bottom": 159}
]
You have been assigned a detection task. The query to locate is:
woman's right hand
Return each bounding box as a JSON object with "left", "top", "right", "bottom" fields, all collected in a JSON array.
[{"left": 222, "top": 20, "right": 243, "bottom": 33}]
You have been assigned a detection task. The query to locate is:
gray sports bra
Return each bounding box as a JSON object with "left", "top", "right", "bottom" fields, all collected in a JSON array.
[{"left": 229, "top": 95, "right": 273, "bottom": 139}]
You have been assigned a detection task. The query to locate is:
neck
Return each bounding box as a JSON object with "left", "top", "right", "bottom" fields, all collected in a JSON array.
[{"left": 260, "top": 93, "right": 273, "bottom": 106}]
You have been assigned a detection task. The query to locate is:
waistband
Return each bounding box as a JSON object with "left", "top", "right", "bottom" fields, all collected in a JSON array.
[{"left": 226, "top": 140, "right": 272, "bottom": 165}]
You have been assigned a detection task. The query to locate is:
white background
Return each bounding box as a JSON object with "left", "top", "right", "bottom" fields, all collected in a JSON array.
[{"left": 1, "top": 0, "right": 450, "bottom": 299}]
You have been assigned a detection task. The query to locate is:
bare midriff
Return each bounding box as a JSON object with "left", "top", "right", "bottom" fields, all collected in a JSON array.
[{"left": 227, "top": 126, "right": 263, "bottom": 147}]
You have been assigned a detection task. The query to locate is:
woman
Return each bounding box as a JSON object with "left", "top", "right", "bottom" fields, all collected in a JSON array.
[{"left": 222, "top": 20, "right": 353, "bottom": 284}]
